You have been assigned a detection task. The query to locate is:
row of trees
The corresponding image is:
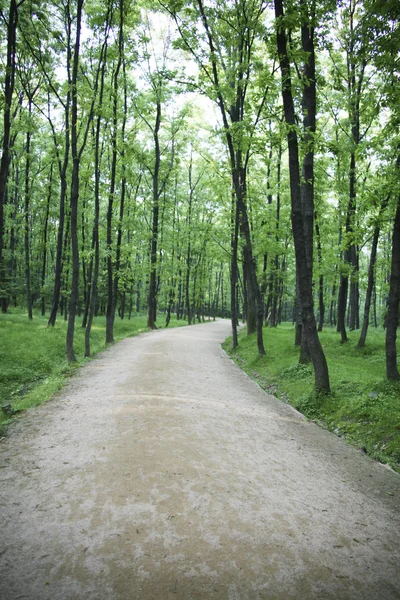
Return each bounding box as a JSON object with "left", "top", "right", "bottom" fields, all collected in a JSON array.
[{"left": 0, "top": 0, "right": 399, "bottom": 387}]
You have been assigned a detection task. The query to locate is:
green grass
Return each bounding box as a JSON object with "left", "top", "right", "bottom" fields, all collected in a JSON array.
[
  {"left": 0, "top": 310, "right": 188, "bottom": 431},
  {"left": 223, "top": 324, "right": 400, "bottom": 472}
]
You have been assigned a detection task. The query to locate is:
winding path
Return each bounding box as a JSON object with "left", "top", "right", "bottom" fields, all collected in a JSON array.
[{"left": 1, "top": 320, "right": 399, "bottom": 600}]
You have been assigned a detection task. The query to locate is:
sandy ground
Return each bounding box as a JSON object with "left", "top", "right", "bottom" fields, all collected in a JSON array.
[{"left": 0, "top": 319, "right": 399, "bottom": 600}]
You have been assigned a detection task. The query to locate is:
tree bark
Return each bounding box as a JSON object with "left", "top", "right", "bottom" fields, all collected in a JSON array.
[
  {"left": 48, "top": 7, "right": 72, "bottom": 327},
  {"left": 231, "top": 193, "right": 239, "bottom": 348},
  {"left": 386, "top": 193, "right": 400, "bottom": 380},
  {"left": 66, "top": 0, "right": 83, "bottom": 363},
  {"left": 185, "top": 159, "right": 194, "bottom": 326},
  {"left": 315, "top": 211, "right": 324, "bottom": 332},
  {"left": 24, "top": 98, "right": 33, "bottom": 320},
  {"left": 357, "top": 192, "right": 391, "bottom": 349},
  {"left": 0, "top": 0, "right": 19, "bottom": 313},
  {"left": 106, "top": 2, "right": 124, "bottom": 343},
  {"left": 275, "top": 0, "right": 330, "bottom": 392},
  {"left": 41, "top": 163, "right": 53, "bottom": 316},
  {"left": 337, "top": 8, "right": 365, "bottom": 339},
  {"left": 147, "top": 98, "right": 161, "bottom": 330},
  {"left": 195, "top": 0, "right": 265, "bottom": 357},
  {"left": 85, "top": 54, "right": 108, "bottom": 356}
]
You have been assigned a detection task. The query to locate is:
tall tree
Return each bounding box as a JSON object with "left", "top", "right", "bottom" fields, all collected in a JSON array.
[
  {"left": 106, "top": 0, "right": 126, "bottom": 344},
  {"left": 166, "top": 0, "right": 268, "bottom": 356},
  {"left": 386, "top": 186, "right": 400, "bottom": 380},
  {"left": 65, "top": 0, "right": 84, "bottom": 362},
  {"left": 0, "top": 0, "right": 24, "bottom": 312},
  {"left": 275, "top": 0, "right": 330, "bottom": 392}
]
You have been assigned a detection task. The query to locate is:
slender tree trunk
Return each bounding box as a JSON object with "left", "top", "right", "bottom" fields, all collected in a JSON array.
[
  {"left": 114, "top": 21, "right": 128, "bottom": 328},
  {"left": 295, "top": 278, "right": 302, "bottom": 346},
  {"left": 358, "top": 192, "right": 391, "bottom": 348},
  {"left": 231, "top": 193, "right": 239, "bottom": 348},
  {"left": 8, "top": 165, "right": 19, "bottom": 306},
  {"left": 337, "top": 264, "right": 349, "bottom": 342},
  {"left": 315, "top": 211, "right": 324, "bottom": 331},
  {"left": 337, "top": 15, "right": 365, "bottom": 339},
  {"left": 275, "top": 0, "right": 330, "bottom": 392},
  {"left": 348, "top": 152, "right": 359, "bottom": 332},
  {"left": 235, "top": 165, "right": 264, "bottom": 355},
  {"left": 41, "top": 163, "right": 53, "bottom": 316},
  {"left": 166, "top": 179, "right": 178, "bottom": 327},
  {"left": 66, "top": 0, "right": 83, "bottom": 363},
  {"left": 48, "top": 12, "right": 72, "bottom": 328},
  {"left": 106, "top": 4, "right": 124, "bottom": 343},
  {"left": 329, "top": 281, "right": 337, "bottom": 327},
  {"left": 48, "top": 161, "right": 68, "bottom": 327},
  {"left": 0, "top": 0, "right": 19, "bottom": 313},
  {"left": 80, "top": 194, "right": 87, "bottom": 326},
  {"left": 85, "top": 56, "right": 108, "bottom": 356},
  {"left": 195, "top": 0, "right": 264, "bottom": 356},
  {"left": 185, "top": 164, "right": 193, "bottom": 326},
  {"left": 24, "top": 99, "right": 33, "bottom": 320},
  {"left": 147, "top": 99, "right": 161, "bottom": 330},
  {"left": 386, "top": 189, "right": 400, "bottom": 380},
  {"left": 266, "top": 149, "right": 282, "bottom": 330}
]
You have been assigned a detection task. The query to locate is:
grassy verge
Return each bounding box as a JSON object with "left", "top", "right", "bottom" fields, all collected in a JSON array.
[
  {"left": 223, "top": 324, "right": 400, "bottom": 472},
  {"left": 0, "top": 311, "right": 187, "bottom": 431}
]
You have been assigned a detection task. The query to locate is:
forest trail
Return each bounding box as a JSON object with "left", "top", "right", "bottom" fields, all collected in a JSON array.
[{"left": 0, "top": 320, "right": 399, "bottom": 600}]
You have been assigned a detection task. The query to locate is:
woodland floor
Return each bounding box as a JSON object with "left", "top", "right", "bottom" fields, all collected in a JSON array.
[{"left": 0, "top": 319, "right": 399, "bottom": 600}]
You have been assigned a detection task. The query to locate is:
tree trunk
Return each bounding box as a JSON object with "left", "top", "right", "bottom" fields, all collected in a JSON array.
[
  {"left": 195, "top": 0, "right": 264, "bottom": 356},
  {"left": 185, "top": 162, "right": 193, "bottom": 326},
  {"left": 338, "top": 13, "right": 365, "bottom": 338},
  {"left": 41, "top": 163, "right": 53, "bottom": 316},
  {"left": 329, "top": 281, "right": 337, "bottom": 327},
  {"left": 48, "top": 15, "right": 72, "bottom": 328},
  {"left": 106, "top": 4, "right": 125, "bottom": 343},
  {"left": 275, "top": 0, "right": 330, "bottom": 392},
  {"left": 386, "top": 193, "right": 400, "bottom": 380},
  {"left": 166, "top": 179, "right": 178, "bottom": 328},
  {"left": 8, "top": 165, "right": 19, "bottom": 308},
  {"left": 337, "top": 267, "right": 349, "bottom": 342},
  {"left": 85, "top": 47, "right": 108, "bottom": 356},
  {"left": 147, "top": 99, "right": 161, "bottom": 330},
  {"left": 66, "top": 0, "right": 83, "bottom": 363},
  {"left": 235, "top": 164, "right": 264, "bottom": 356},
  {"left": 24, "top": 100, "right": 33, "bottom": 320},
  {"left": 231, "top": 193, "right": 239, "bottom": 348},
  {"left": 357, "top": 192, "right": 390, "bottom": 348},
  {"left": 315, "top": 211, "right": 324, "bottom": 331},
  {"left": 0, "top": 0, "right": 18, "bottom": 313}
]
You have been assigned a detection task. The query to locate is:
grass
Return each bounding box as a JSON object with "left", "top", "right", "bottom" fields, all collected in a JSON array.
[
  {"left": 0, "top": 310, "right": 188, "bottom": 431},
  {"left": 223, "top": 324, "right": 400, "bottom": 472}
]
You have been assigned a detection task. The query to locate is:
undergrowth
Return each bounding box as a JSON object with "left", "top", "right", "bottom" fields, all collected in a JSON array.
[
  {"left": 223, "top": 324, "right": 400, "bottom": 472},
  {"left": 0, "top": 310, "right": 187, "bottom": 432}
]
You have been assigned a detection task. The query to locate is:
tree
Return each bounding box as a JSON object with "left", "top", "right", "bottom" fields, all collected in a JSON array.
[
  {"left": 105, "top": 0, "right": 127, "bottom": 344},
  {"left": 386, "top": 184, "right": 400, "bottom": 380},
  {"left": 165, "top": 0, "right": 268, "bottom": 356},
  {"left": 274, "top": 0, "right": 330, "bottom": 392},
  {"left": 0, "top": 0, "right": 24, "bottom": 312}
]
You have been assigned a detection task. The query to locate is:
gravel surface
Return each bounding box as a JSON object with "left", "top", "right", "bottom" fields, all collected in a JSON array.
[{"left": 0, "top": 319, "right": 399, "bottom": 600}]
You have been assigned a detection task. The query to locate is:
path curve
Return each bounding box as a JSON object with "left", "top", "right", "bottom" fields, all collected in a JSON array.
[{"left": 0, "top": 320, "right": 399, "bottom": 600}]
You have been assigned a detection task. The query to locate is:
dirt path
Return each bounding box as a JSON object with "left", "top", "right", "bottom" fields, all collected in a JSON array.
[{"left": 0, "top": 320, "right": 399, "bottom": 600}]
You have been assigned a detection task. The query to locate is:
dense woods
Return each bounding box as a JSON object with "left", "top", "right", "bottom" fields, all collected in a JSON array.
[{"left": 0, "top": 0, "right": 399, "bottom": 388}]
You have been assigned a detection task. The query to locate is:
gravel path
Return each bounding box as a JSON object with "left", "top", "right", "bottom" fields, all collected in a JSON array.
[{"left": 0, "top": 319, "right": 399, "bottom": 600}]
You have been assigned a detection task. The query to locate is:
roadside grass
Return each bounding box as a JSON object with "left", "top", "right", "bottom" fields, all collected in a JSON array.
[
  {"left": 0, "top": 310, "right": 187, "bottom": 431},
  {"left": 223, "top": 324, "right": 400, "bottom": 472}
]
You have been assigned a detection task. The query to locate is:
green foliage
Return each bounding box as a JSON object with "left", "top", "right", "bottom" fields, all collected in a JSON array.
[{"left": 223, "top": 324, "right": 400, "bottom": 472}]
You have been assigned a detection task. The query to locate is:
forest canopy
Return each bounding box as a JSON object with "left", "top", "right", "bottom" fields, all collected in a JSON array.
[{"left": 0, "top": 0, "right": 399, "bottom": 389}]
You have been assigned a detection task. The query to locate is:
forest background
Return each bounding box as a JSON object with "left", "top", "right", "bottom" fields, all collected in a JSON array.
[{"left": 0, "top": 0, "right": 399, "bottom": 468}]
